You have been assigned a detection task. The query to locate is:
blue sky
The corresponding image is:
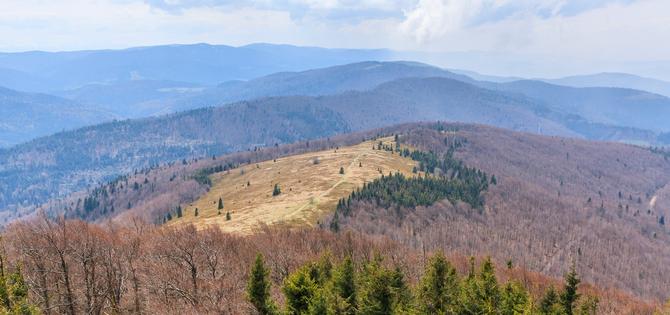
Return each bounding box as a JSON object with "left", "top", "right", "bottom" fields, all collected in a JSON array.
[{"left": 0, "top": 0, "right": 668, "bottom": 78}]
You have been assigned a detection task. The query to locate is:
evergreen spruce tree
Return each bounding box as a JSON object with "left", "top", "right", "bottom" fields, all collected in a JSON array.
[
  {"left": 560, "top": 266, "right": 581, "bottom": 315},
  {"left": 226, "top": 211, "right": 231, "bottom": 221},
  {"left": 460, "top": 257, "right": 500, "bottom": 314},
  {"left": 389, "top": 266, "right": 413, "bottom": 313},
  {"left": 500, "top": 282, "right": 530, "bottom": 315},
  {"left": 357, "top": 255, "right": 411, "bottom": 315},
  {"left": 539, "top": 286, "right": 562, "bottom": 315},
  {"left": 0, "top": 265, "right": 38, "bottom": 315},
  {"left": 416, "top": 251, "right": 459, "bottom": 315},
  {"left": 283, "top": 266, "right": 318, "bottom": 315},
  {"left": 176, "top": 206, "right": 183, "bottom": 218},
  {"left": 218, "top": 197, "right": 224, "bottom": 210},
  {"left": 358, "top": 257, "right": 393, "bottom": 315},
  {"left": 331, "top": 256, "right": 356, "bottom": 314},
  {"left": 479, "top": 258, "right": 501, "bottom": 312},
  {"left": 313, "top": 254, "right": 333, "bottom": 286},
  {"left": 577, "top": 296, "right": 598, "bottom": 315},
  {"left": 247, "top": 254, "right": 276, "bottom": 315},
  {"left": 329, "top": 211, "right": 340, "bottom": 232},
  {"left": 273, "top": 184, "right": 281, "bottom": 196},
  {"left": 307, "top": 289, "right": 328, "bottom": 315},
  {"left": 194, "top": 208, "right": 199, "bottom": 217},
  {"left": 340, "top": 167, "right": 345, "bottom": 175}
]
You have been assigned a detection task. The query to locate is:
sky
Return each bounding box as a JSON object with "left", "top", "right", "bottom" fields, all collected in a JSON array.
[{"left": 1, "top": 0, "right": 669, "bottom": 79}]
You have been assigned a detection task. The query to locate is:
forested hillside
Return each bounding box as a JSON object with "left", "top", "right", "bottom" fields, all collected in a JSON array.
[
  {"left": 39, "top": 122, "right": 670, "bottom": 306},
  {"left": 172, "top": 61, "right": 471, "bottom": 111},
  {"left": 3, "top": 76, "right": 667, "bottom": 223},
  {"left": 0, "top": 86, "right": 116, "bottom": 147},
  {"left": 333, "top": 123, "right": 670, "bottom": 300},
  {"left": 0, "top": 103, "right": 349, "bottom": 222},
  {"left": 0, "top": 218, "right": 655, "bottom": 314},
  {"left": 487, "top": 80, "right": 670, "bottom": 133}
]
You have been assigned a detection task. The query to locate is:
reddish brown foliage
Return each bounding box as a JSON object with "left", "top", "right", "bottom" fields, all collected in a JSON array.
[{"left": 1, "top": 216, "right": 657, "bottom": 314}]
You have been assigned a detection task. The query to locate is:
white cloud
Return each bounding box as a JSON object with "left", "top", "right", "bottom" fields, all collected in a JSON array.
[
  {"left": 0, "top": 0, "right": 668, "bottom": 79},
  {"left": 400, "top": 0, "right": 484, "bottom": 43}
]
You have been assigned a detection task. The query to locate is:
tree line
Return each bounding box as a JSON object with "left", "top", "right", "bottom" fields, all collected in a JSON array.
[
  {"left": 331, "top": 146, "right": 490, "bottom": 231},
  {"left": 246, "top": 252, "right": 597, "bottom": 315}
]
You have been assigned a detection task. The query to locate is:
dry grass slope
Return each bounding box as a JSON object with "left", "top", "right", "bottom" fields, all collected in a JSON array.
[{"left": 173, "top": 137, "right": 416, "bottom": 233}]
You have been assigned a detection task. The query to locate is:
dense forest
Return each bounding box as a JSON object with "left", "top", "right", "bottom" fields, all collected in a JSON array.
[
  {"left": 335, "top": 124, "right": 670, "bottom": 301},
  {"left": 247, "top": 252, "right": 596, "bottom": 315},
  {"left": 1, "top": 216, "right": 652, "bottom": 314}
]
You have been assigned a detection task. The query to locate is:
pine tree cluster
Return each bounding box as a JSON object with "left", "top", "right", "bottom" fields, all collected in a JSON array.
[
  {"left": 332, "top": 148, "right": 489, "bottom": 224},
  {"left": 246, "top": 252, "right": 596, "bottom": 315}
]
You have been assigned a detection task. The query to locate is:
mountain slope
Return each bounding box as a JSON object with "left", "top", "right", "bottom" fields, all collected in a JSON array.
[
  {"left": 173, "top": 61, "right": 472, "bottom": 111},
  {"left": 172, "top": 137, "right": 415, "bottom": 233},
  {"left": 0, "top": 102, "right": 349, "bottom": 222},
  {"left": 49, "top": 122, "right": 670, "bottom": 303},
  {"left": 2, "top": 76, "right": 665, "bottom": 219},
  {"left": 0, "top": 86, "right": 116, "bottom": 147},
  {"left": 487, "top": 80, "right": 670, "bottom": 132},
  {"left": 334, "top": 123, "right": 670, "bottom": 300},
  {"left": 546, "top": 72, "right": 670, "bottom": 98},
  {"left": 53, "top": 80, "right": 205, "bottom": 117}
]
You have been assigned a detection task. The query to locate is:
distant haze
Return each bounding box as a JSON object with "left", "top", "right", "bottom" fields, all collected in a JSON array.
[{"left": 2, "top": 0, "right": 670, "bottom": 80}]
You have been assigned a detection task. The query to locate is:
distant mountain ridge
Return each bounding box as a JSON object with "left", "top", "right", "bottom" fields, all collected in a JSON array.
[
  {"left": 0, "top": 86, "right": 116, "bottom": 147},
  {"left": 483, "top": 80, "right": 670, "bottom": 133},
  {"left": 0, "top": 43, "right": 394, "bottom": 92},
  {"left": 545, "top": 72, "right": 670, "bottom": 98},
  {"left": 2, "top": 43, "right": 670, "bottom": 146}
]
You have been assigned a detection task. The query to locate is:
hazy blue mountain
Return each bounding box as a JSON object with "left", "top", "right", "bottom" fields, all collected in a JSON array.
[
  {"left": 545, "top": 72, "right": 670, "bottom": 98},
  {"left": 54, "top": 80, "right": 206, "bottom": 117},
  {"left": 486, "top": 80, "right": 670, "bottom": 132},
  {"left": 448, "top": 68, "right": 523, "bottom": 83},
  {"left": 0, "top": 43, "right": 394, "bottom": 92},
  {"left": 172, "top": 61, "right": 474, "bottom": 111},
  {"left": 0, "top": 86, "right": 116, "bottom": 147},
  {"left": 176, "top": 61, "right": 670, "bottom": 135},
  {"left": 5, "top": 57, "right": 670, "bottom": 148}
]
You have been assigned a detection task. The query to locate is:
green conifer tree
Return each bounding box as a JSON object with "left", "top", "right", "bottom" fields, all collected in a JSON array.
[
  {"left": 500, "top": 282, "right": 530, "bottom": 315},
  {"left": 283, "top": 266, "right": 318, "bottom": 315},
  {"left": 416, "top": 251, "right": 459, "bottom": 315},
  {"left": 539, "top": 286, "right": 562, "bottom": 315},
  {"left": 331, "top": 256, "right": 356, "bottom": 314},
  {"left": 247, "top": 254, "right": 276, "bottom": 315},
  {"left": 560, "top": 266, "right": 581, "bottom": 315},
  {"left": 0, "top": 265, "right": 39, "bottom": 315},
  {"left": 218, "top": 197, "right": 224, "bottom": 210},
  {"left": 357, "top": 255, "right": 411, "bottom": 315}
]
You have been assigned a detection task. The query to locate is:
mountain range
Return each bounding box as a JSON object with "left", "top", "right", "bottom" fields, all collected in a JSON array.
[
  {"left": 2, "top": 43, "right": 670, "bottom": 148},
  {"left": 1, "top": 44, "right": 670, "bottom": 223}
]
